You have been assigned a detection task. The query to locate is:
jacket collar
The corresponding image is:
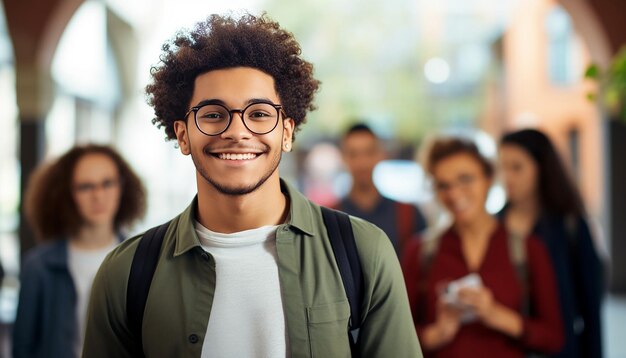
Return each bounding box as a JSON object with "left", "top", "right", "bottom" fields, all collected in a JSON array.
[
  {"left": 173, "top": 178, "right": 315, "bottom": 257},
  {"left": 281, "top": 179, "right": 315, "bottom": 237}
]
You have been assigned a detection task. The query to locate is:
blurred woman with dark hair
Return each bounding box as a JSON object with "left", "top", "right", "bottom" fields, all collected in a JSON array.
[
  {"left": 499, "top": 128, "right": 604, "bottom": 358},
  {"left": 13, "top": 144, "right": 146, "bottom": 358},
  {"left": 402, "top": 137, "right": 563, "bottom": 357}
]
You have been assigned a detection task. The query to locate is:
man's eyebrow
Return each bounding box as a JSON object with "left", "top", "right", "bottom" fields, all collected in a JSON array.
[
  {"left": 192, "top": 98, "right": 276, "bottom": 108},
  {"left": 193, "top": 99, "right": 226, "bottom": 108}
]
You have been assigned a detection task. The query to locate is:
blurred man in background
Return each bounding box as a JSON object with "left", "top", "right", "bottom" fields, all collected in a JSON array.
[{"left": 336, "top": 123, "right": 427, "bottom": 257}]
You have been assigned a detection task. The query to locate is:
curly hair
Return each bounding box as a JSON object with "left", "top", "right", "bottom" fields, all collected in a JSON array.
[
  {"left": 23, "top": 145, "right": 147, "bottom": 241},
  {"left": 425, "top": 137, "right": 494, "bottom": 178},
  {"left": 146, "top": 13, "right": 320, "bottom": 141}
]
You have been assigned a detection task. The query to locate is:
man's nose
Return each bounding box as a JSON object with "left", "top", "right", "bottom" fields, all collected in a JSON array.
[{"left": 220, "top": 112, "right": 252, "bottom": 141}]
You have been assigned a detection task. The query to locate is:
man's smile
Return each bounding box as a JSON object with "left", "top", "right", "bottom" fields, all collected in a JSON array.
[
  {"left": 204, "top": 145, "right": 268, "bottom": 161},
  {"left": 216, "top": 153, "right": 259, "bottom": 160}
]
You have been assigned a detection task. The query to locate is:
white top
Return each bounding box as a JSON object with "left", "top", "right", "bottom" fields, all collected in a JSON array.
[
  {"left": 68, "top": 239, "right": 118, "bottom": 356},
  {"left": 195, "top": 221, "right": 288, "bottom": 358}
]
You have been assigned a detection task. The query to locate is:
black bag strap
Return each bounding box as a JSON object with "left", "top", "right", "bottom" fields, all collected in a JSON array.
[
  {"left": 127, "top": 221, "right": 170, "bottom": 356},
  {"left": 321, "top": 206, "right": 363, "bottom": 354}
]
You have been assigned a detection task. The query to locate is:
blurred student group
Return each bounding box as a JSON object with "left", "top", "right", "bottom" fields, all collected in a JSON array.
[{"left": 1, "top": 0, "right": 626, "bottom": 357}]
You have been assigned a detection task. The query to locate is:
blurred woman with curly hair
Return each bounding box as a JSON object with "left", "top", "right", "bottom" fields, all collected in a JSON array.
[{"left": 13, "top": 144, "right": 146, "bottom": 358}]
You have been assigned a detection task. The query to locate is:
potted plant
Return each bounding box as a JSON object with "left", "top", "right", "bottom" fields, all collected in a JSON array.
[{"left": 585, "top": 46, "right": 626, "bottom": 123}]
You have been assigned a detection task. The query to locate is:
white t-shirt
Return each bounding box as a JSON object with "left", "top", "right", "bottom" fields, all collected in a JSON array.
[
  {"left": 68, "top": 240, "right": 118, "bottom": 356},
  {"left": 195, "top": 221, "right": 288, "bottom": 358}
]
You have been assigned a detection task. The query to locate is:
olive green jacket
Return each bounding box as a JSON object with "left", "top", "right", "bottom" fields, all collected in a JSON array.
[{"left": 83, "top": 180, "right": 422, "bottom": 357}]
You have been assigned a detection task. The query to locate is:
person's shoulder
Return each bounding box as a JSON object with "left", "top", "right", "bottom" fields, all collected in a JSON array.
[
  {"left": 21, "top": 240, "right": 66, "bottom": 268},
  {"left": 348, "top": 214, "right": 387, "bottom": 239},
  {"left": 103, "top": 214, "right": 183, "bottom": 270},
  {"left": 105, "top": 234, "right": 143, "bottom": 264},
  {"left": 105, "top": 221, "right": 177, "bottom": 266},
  {"left": 23, "top": 240, "right": 60, "bottom": 257},
  {"left": 92, "top": 231, "right": 152, "bottom": 295},
  {"left": 381, "top": 195, "right": 406, "bottom": 208},
  {"left": 303, "top": 197, "right": 389, "bottom": 253},
  {"left": 347, "top": 215, "right": 395, "bottom": 259}
]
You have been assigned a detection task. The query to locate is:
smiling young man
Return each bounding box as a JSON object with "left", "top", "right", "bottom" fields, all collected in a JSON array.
[{"left": 82, "top": 14, "right": 422, "bottom": 358}]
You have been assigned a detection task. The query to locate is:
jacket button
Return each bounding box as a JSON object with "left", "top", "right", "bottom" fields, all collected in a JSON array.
[
  {"left": 188, "top": 334, "right": 199, "bottom": 344},
  {"left": 200, "top": 252, "right": 210, "bottom": 261}
]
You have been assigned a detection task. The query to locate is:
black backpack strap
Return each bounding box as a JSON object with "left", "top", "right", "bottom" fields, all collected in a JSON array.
[
  {"left": 127, "top": 221, "right": 170, "bottom": 356},
  {"left": 320, "top": 206, "right": 363, "bottom": 355}
]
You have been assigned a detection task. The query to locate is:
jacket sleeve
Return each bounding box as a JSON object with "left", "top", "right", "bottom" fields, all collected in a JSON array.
[
  {"left": 519, "top": 238, "right": 564, "bottom": 353},
  {"left": 82, "top": 252, "right": 139, "bottom": 358},
  {"left": 575, "top": 217, "right": 604, "bottom": 358},
  {"left": 353, "top": 220, "right": 423, "bottom": 357},
  {"left": 12, "top": 257, "right": 43, "bottom": 358}
]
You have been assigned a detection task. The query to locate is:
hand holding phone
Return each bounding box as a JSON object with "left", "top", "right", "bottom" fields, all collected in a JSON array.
[{"left": 441, "top": 273, "right": 483, "bottom": 323}]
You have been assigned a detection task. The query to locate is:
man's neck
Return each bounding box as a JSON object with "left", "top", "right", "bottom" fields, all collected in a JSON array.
[
  {"left": 348, "top": 183, "right": 381, "bottom": 212},
  {"left": 71, "top": 224, "right": 116, "bottom": 250},
  {"left": 196, "top": 176, "right": 289, "bottom": 234}
]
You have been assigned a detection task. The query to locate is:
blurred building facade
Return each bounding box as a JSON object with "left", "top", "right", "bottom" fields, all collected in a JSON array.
[{"left": 482, "top": 0, "right": 625, "bottom": 293}]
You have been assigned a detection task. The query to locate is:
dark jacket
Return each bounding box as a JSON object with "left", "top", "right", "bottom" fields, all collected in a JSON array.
[
  {"left": 499, "top": 209, "right": 604, "bottom": 358},
  {"left": 13, "top": 240, "right": 78, "bottom": 358},
  {"left": 13, "top": 236, "right": 123, "bottom": 358},
  {"left": 335, "top": 196, "right": 427, "bottom": 257}
]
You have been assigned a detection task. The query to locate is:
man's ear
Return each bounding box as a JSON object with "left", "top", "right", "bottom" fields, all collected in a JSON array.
[
  {"left": 282, "top": 118, "right": 295, "bottom": 152},
  {"left": 174, "top": 120, "right": 191, "bottom": 155}
]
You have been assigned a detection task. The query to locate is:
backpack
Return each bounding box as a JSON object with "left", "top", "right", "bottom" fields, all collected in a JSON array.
[
  {"left": 396, "top": 202, "right": 419, "bottom": 255},
  {"left": 127, "top": 207, "right": 363, "bottom": 357}
]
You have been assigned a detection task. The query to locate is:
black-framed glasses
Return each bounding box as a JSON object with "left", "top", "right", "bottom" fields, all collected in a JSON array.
[{"left": 185, "top": 101, "right": 284, "bottom": 136}]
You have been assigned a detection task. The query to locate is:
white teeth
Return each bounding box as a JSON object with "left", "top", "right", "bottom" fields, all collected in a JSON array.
[{"left": 218, "top": 153, "right": 258, "bottom": 160}]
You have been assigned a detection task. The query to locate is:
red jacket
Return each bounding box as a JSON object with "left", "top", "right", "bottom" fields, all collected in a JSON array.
[{"left": 401, "top": 225, "right": 564, "bottom": 357}]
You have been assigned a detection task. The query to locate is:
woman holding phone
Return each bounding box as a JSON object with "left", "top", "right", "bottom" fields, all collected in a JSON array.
[{"left": 401, "top": 137, "right": 563, "bottom": 357}]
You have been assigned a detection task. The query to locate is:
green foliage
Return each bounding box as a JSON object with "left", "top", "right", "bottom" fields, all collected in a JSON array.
[{"left": 585, "top": 47, "right": 626, "bottom": 123}]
